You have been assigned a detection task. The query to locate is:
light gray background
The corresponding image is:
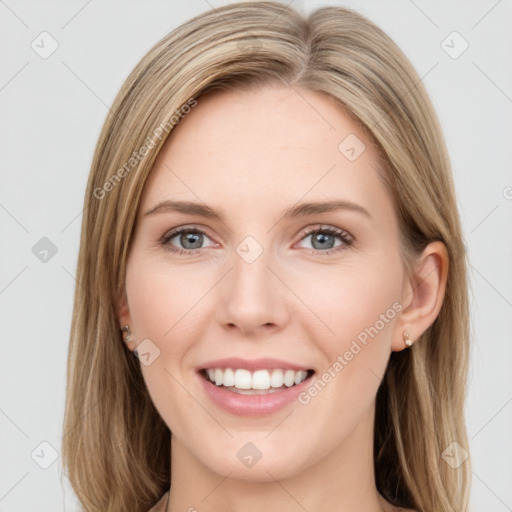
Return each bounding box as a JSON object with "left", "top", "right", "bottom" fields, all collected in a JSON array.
[{"left": 1, "top": 1, "right": 511, "bottom": 511}]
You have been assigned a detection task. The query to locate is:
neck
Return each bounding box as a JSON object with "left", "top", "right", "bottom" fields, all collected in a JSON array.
[{"left": 166, "top": 404, "right": 388, "bottom": 512}]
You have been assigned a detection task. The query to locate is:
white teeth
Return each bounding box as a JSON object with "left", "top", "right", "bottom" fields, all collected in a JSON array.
[
  {"left": 284, "top": 369, "right": 295, "bottom": 387},
  {"left": 294, "top": 371, "right": 305, "bottom": 385},
  {"left": 223, "top": 367, "right": 235, "bottom": 387},
  {"left": 234, "top": 369, "right": 252, "bottom": 389},
  {"left": 252, "top": 369, "right": 270, "bottom": 390},
  {"left": 204, "top": 367, "right": 309, "bottom": 390},
  {"left": 270, "top": 369, "right": 284, "bottom": 388}
]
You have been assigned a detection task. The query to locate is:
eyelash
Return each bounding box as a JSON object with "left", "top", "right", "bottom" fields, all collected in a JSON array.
[{"left": 160, "top": 225, "right": 354, "bottom": 257}]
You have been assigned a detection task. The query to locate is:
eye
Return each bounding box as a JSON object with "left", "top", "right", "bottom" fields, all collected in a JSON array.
[
  {"left": 160, "top": 224, "right": 354, "bottom": 257},
  {"left": 160, "top": 226, "right": 217, "bottom": 255},
  {"left": 296, "top": 225, "right": 354, "bottom": 256}
]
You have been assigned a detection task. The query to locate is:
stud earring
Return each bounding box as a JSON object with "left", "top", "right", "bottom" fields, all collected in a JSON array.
[
  {"left": 403, "top": 330, "right": 414, "bottom": 347},
  {"left": 121, "top": 325, "right": 133, "bottom": 344}
]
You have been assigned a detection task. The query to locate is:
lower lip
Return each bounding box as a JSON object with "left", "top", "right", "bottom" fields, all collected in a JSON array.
[{"left": 198, "top": 372, "right": 314, "bottom": 417}]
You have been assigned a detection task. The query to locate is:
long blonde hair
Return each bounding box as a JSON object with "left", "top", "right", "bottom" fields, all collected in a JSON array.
[{"left": 62, "top": 2, "right": 471, "bottom": 511}]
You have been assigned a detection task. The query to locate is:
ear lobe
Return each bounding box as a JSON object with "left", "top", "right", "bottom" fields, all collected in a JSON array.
[
  {"left": 117, "top": 291, "right": 131, "bottom": 329},
  {"left": 392, "top": 241, "right": 449, "bottom": 352}
]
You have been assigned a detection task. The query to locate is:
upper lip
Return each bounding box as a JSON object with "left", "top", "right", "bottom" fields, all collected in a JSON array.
[{"left": 197, "top": 357, "right": 313, "bottom": 372}]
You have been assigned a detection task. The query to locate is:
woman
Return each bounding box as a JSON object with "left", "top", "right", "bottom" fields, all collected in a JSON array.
[{"left": 62, "top": 2, "right": 471, "bottom": 511}]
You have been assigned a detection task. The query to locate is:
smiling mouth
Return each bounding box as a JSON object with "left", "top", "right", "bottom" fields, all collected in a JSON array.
[{"left": 199, "top": 368, "right": 315, "bottom": 395}]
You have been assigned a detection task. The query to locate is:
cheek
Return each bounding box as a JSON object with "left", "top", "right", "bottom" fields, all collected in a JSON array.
[
  {"left": 294, "top": 253, "right": 403, "bottom": 422},
  {"left": 125, "top": 252, "right": 212, "bottom": 344},
  {"left": 295, "top": 255, "right": 403, "bottom": 353},
  {"left": 124, "top": 252, "right": 217, "bottom": 428},
  {"left": 290, "top": 259, "right": 402, "bottom": 447}
]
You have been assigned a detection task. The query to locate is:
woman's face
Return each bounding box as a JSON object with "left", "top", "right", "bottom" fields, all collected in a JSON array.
[{"left": 121, "top": 85, "right": 410, "bottom": 481}]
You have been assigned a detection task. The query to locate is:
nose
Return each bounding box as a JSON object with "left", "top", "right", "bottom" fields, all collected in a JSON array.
[{"left": 216, "top": 245, "right": 290, "bottom": 337}]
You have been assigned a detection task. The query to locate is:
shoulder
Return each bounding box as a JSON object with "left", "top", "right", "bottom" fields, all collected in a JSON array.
[{"left": 147, "top": 490, "right": 169, "bottom": 512}]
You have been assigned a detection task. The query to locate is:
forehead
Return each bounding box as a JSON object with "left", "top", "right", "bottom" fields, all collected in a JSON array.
[{"left": 139, "top": 85, "right": 391, "bottom": 221}]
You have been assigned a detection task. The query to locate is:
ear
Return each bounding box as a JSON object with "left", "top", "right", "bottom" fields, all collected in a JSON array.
[
  {"left": 117, "top": 291, "right": 136, "bottom": 352},
  {"left": 392, "top": 241, "right": 449, "bottom": 352}
]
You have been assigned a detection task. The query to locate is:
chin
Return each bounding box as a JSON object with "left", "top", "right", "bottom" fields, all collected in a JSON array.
[{"left": 198, "top": 440, "right": 308, "bottom": 483}]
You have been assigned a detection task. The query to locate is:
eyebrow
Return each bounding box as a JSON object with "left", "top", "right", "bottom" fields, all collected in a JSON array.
[{"left": 144, "top": 199, "right": 371, "bottom": 220}]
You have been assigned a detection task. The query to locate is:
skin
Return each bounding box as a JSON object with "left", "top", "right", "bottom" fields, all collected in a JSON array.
[{"left": 118, "top": 85, "right": 448, "bottom": 512}]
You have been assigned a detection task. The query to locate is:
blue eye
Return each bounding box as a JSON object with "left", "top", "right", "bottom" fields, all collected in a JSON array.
[
  {"left": 160, "top": 225, "right": 353, "bottom": 256},
  {"left": 160, "top": 226, "right": 216, "bottom": 256},
  {"left": 297, "top": 226, "right": 354, "bottom": 255}
]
